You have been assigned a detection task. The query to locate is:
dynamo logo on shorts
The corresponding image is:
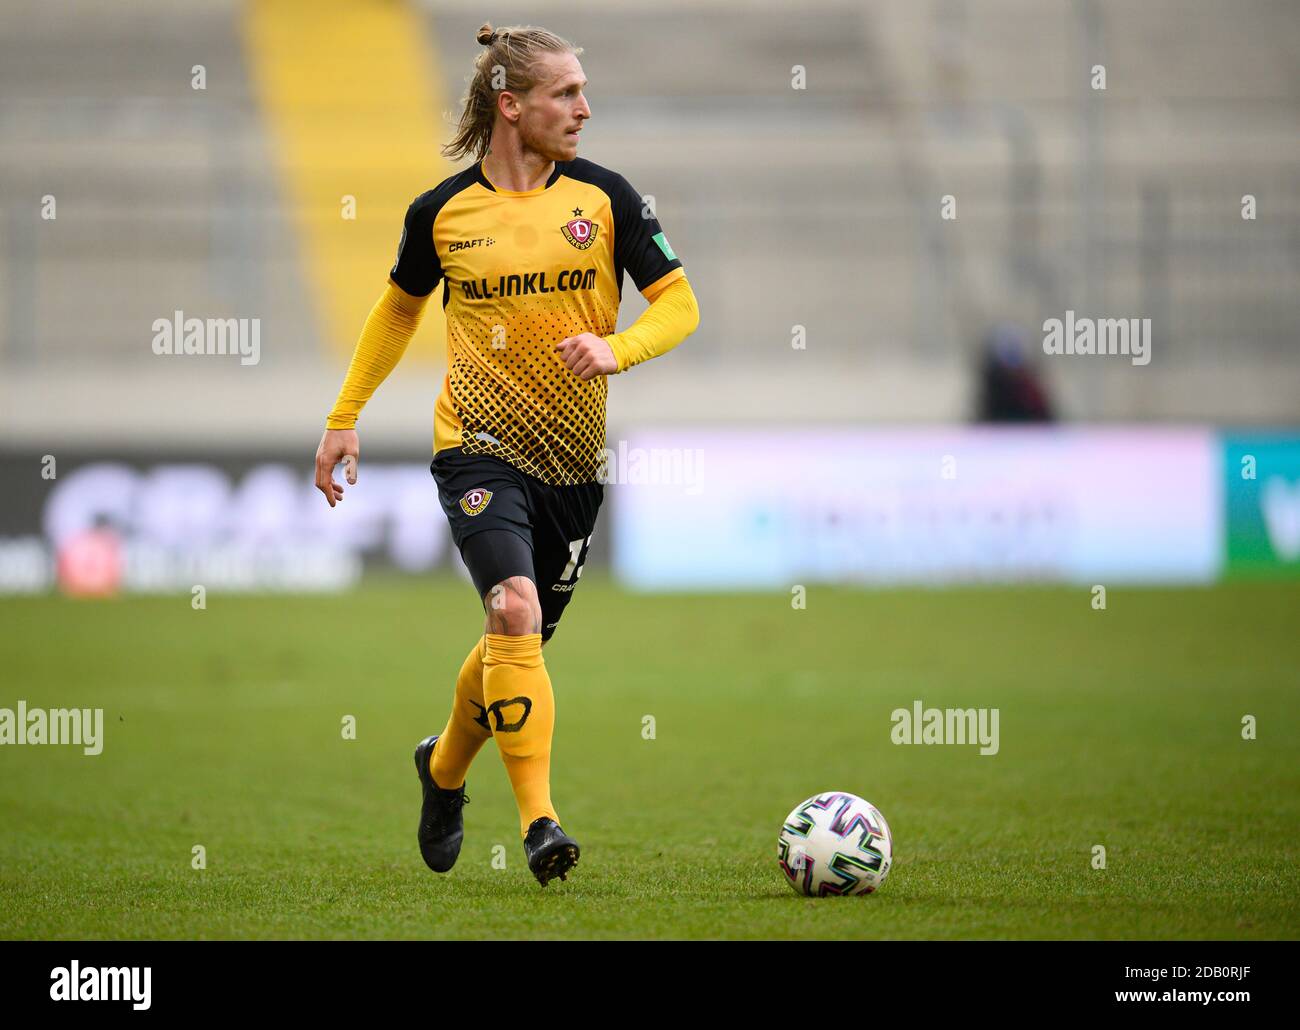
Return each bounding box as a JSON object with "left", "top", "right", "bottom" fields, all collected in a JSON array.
[{"left": 459, "top": 488, "right": 493, "bottom": 516}]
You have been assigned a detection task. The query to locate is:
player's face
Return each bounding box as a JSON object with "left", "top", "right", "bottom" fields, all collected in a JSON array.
[{"left": 517, "top": 52, "right": 590, "bottom": 162}]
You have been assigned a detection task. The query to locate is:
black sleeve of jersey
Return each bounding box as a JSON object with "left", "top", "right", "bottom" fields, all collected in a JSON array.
[
  {"left": 609, "top": 173, "right": 683, "bottom": 293},
  {"left": 389, "top": 190, "right": 443, "bottom": 297}
]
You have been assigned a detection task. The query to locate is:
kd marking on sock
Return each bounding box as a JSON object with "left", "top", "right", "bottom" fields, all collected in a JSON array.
[{"left": 485, "top": 696, "right": 532, "bottom": 732}]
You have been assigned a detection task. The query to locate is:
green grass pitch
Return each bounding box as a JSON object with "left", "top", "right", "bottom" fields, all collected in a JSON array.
[{"left": 1, "top": 578, "right": 1297, "bottom": 940}]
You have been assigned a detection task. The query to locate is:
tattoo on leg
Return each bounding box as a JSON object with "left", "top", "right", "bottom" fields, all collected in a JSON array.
[{"left": 482, "top": 576, "right": 542, "bottom": 636}]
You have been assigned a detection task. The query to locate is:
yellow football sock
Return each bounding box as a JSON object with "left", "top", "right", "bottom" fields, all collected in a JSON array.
[
  {"left": 482, "top": 632, "right": 559, "bottom": 837},
  {"left": 430, "top": 636, "right": 493, "bottom": 790}
]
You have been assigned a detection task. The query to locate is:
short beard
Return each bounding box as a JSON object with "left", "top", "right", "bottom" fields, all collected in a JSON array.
[{"left": 517, "top": 121, "right": 564, "bottom": 164}]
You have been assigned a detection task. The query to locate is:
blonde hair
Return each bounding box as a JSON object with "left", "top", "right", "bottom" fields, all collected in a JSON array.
[{"left": 442, "top": 21, "right": 582, "bottom": 163}]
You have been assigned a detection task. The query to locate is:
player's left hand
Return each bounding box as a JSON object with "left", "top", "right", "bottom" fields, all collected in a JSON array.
[{"left": 556, "top": 333, "right": 617, "bottom": 380}]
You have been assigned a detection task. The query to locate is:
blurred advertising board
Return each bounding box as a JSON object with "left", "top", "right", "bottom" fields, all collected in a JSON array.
[
  {"left": 609, "top": 428, "right": 1241, "bottom": 588},
  {"left": 2, "top": 430, "right": 1296, "bottom": 595},
  {"left": 1222, "top": 433, "right": 1300, "bottom": 579},
  {"left": 0, "top": 452, "right": 454, "bottom": 595}
]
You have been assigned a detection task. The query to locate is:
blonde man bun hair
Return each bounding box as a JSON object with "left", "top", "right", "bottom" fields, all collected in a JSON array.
[{"left": 444, "top": 22, "right": 582, "bottom": 162}]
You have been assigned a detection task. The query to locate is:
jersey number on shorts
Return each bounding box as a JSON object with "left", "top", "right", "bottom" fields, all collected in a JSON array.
[{"left": 559, "top": 535, "right": 593, "bottom": 584}]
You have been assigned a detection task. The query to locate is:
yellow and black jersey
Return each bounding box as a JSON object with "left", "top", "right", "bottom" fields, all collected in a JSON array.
[{"left": 391, "top": 157, "right": 685, "bottom": 485}]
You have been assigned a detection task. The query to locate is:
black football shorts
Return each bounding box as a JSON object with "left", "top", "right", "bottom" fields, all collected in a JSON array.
[{"left": 430, "top": 447, "right": 603, "bottom": 641}]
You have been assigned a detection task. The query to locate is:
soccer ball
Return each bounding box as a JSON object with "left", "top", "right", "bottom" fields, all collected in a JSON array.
[{"left": 777, "top": 792, "right": 893, "bottom": 897}]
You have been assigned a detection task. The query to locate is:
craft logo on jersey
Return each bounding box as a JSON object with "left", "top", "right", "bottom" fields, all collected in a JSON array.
[
  {"left": 459, "top": 487, "right": 493, "bottom": 516},
  {"left": 448, "top": 236, "right": 495, "bottom": 253},
  {"left": 561, "top": 217, "right": 598, "bottom": 250}
]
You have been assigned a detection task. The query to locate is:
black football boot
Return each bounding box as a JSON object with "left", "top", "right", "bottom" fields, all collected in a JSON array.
[
  {"left": 414, "top": 735, "right": 470, "bottom": 873},
  {"left": 523, "top": 817, "right": 580, "bottom": 886}
]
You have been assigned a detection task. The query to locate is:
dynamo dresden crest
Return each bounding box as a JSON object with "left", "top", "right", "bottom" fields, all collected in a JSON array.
[
  {"left": 459, "top": 487, "right": 493, "bottom": 516},
  {"left": 561, "top": 217, "right": 598, "bottom": 250}
]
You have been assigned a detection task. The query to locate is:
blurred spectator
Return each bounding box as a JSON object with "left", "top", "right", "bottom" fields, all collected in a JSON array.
[{"left": 975, "top": 324, "right": 1054, "bottom": 422}]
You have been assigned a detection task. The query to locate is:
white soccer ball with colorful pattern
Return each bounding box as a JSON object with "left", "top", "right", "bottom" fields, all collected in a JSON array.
[{"left": 777, "top": 792, "right": 893, "bottom": 897}]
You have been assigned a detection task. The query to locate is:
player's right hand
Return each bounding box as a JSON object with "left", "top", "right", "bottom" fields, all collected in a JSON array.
[{"left": 314, "top": 428, "right": 359, "bottom": 508}]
